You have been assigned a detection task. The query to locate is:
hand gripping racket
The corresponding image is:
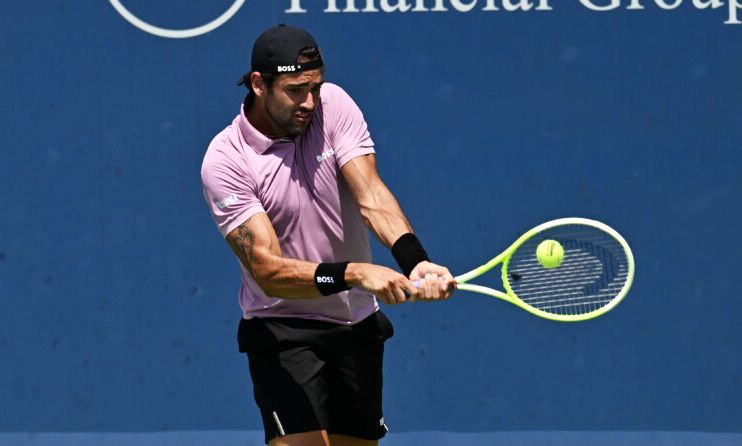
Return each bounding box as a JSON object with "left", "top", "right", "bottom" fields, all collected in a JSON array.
[{"left": 422, "top": 218, "right": 635, "bottom": 322}]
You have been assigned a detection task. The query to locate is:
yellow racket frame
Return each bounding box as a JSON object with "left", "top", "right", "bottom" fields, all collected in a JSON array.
[{"left": 454, "top": 217, "right": 635, "bottom": 322}]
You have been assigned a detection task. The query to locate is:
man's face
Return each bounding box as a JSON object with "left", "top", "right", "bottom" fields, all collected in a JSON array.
[{"left": 263, "top": 68, "right": 324, "bottom": 137}]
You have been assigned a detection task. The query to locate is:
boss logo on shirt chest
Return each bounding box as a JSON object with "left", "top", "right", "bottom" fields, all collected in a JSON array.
[{"left": 316, "top": 149, "right": 335, "bottom": 162}]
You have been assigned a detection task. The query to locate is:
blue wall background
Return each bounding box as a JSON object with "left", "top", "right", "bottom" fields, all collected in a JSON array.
[{"left": 1, "top": 0, "right": 741, "bottom": 434}]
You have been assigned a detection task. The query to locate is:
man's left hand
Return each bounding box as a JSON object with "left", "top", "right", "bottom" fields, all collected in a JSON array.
[{"left": 409, "top": 261, "right": 456, "bottom": 301}]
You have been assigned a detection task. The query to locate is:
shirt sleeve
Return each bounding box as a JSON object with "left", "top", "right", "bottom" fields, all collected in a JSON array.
[
  {"left": 201, "top": 154, "right": 265, "bottom": 238},
  {"left": 324, "top": 84, "right": 376, "bottom": 168}
]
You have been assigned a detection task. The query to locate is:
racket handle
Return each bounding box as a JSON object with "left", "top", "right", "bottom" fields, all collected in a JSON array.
[
  {"left": 409, "top": 279, "right": 455, "bottom": 291},
  {"left": 402, "top": 280, "right": 421, "bottom": 299}
]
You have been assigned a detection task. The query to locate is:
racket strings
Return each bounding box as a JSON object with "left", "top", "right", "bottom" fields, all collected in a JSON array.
[{"left": 506, "top": 225, "right": 630, "bottom": 316}]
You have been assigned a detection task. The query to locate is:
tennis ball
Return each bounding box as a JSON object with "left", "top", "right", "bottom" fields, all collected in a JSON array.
[{"left": 536, "top": 239, "right": 564, "bottom": 269}]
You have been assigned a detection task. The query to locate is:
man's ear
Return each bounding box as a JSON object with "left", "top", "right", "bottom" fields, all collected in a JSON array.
[{"left": 251, "top": 72, "right": 266, "bottom": 97}]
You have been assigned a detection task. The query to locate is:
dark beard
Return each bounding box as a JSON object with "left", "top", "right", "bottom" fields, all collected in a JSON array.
[{"left": 264, "top": 96, "right": 310, "bottom": 138}]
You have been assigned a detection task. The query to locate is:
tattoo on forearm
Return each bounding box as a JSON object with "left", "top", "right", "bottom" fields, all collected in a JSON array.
[{"left": 228, "top": 224, "right": 256, "bottom": 275}]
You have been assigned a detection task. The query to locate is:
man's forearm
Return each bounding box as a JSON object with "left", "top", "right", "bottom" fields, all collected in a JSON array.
[
  {"left": 227, "top": 226, "right": 322, "bottom": 298},
  {"left": 356, "top": 184, "right": 414, "bottom": 248},
  {"left": 230, "top": 246, "right": 366, "bottom": 299},
  {"left": 249, "top": 254, "right": 321, "bottom": 298},
  {"left": 254, "top": 257, "right": 378, "bottom": 298},
  {"left": 227, "top": 213, "right": 374, "bottom": 299}
]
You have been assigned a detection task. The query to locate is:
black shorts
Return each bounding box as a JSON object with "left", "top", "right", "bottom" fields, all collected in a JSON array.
[{"left": 238, "top": 311, "right": 394, "bottom": 444}]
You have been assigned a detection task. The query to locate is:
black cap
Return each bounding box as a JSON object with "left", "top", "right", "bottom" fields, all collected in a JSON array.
[{"left": 251, "top": 24, "right": 323, "bottom": 74}]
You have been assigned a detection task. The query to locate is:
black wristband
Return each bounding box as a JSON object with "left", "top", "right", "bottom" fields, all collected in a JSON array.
[
  {"left": 391, "top": 233, "right": 430, "bottom": 277},
  {"left": 314, "top": 262, "right": 351, "bottom": 296}
]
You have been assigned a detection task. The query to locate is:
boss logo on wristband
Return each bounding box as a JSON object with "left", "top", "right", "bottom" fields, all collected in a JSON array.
[{"left": 314, "top": 262, "right": 350, "bottom": 295}]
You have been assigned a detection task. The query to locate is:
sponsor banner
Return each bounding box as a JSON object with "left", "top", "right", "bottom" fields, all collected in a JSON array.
[{"left": 109, "top": 0, "right": 742, "bottom": 39}]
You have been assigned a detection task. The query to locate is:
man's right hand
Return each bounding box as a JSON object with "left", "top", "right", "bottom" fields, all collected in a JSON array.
[{"left": 346, "top": 263, "right": 418, "bottom": 305}]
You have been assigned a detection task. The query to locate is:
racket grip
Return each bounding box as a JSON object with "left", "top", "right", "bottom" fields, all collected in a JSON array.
[
  {"left": 409, "top": 279, "right": 455, "bottom": 291},
  {"left": 402, "top": 280, "right": 421, "bottom": 300}
]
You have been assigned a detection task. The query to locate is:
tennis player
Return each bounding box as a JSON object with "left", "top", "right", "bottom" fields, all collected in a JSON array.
[{"left": 201, "top": 24, "right": 455, "bottom": 446}]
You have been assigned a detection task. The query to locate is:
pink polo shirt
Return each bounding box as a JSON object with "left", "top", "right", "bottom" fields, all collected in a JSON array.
[{"left": 201, "top": 83, "right": 378, "bottom": 325}]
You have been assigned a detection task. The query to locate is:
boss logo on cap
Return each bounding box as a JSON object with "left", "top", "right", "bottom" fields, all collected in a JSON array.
[{"left": 277, "top": 65, "right": 297, "bottom": 72}]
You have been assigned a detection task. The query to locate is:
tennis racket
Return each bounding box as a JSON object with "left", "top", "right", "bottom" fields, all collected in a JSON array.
[{"left": 418, "top": 218, "right": 635, "bottom": 322}]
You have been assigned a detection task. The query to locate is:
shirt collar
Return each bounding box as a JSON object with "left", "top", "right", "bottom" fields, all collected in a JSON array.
[{"left": 237, "top": 95, "right": 293, "bottom": 154}]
